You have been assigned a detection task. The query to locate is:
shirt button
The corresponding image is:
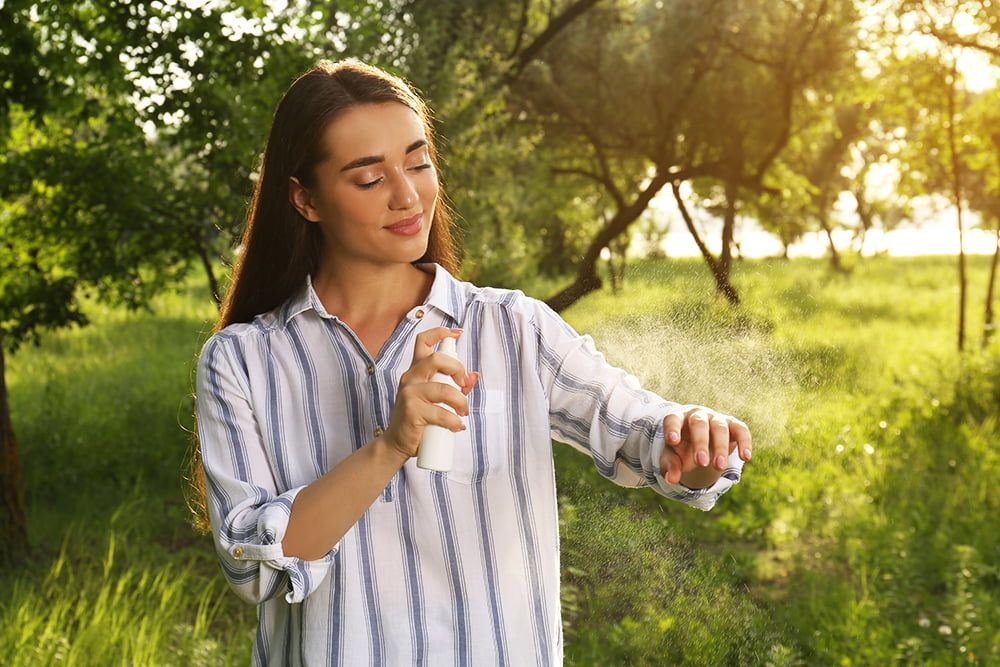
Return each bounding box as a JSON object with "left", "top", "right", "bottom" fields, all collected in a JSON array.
[
  {"left": 232, "top": 546, "right": 244, "bottom": 559},
  {"left": 367, "top": 364, "right": 375, "bottom": 375},
  {"left": 374, "top": 426, "right": 384, "bottom": 437},
  {"left": 415, "top": 309, "right": 425, "bottom": 319}
]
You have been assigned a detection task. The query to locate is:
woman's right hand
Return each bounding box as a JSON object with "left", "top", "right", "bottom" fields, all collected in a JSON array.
[{"left": 383, "top": 326, "right": 481, "bottom": 460}]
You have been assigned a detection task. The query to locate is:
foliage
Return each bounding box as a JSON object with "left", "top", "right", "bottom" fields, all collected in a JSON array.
[
  {"left": 0, "top": 514, "right": 248, "bottom": 666},
  {"left": 3, "top": 255, "right": 999, "bottom": 664}
]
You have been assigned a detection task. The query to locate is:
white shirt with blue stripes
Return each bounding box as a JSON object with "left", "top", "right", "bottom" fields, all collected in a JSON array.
[{"left": 195, "top": 261, "right": 744, "bottom": 666}]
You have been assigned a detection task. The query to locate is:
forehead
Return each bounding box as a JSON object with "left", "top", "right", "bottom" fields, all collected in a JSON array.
[{"left": 322, "top": 102, "right": 427, "bottom": 167}]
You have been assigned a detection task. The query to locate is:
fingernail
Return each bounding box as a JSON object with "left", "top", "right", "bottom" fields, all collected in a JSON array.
[
  {"left": 450, "top": 328, "right": 463, "bottom": 334},
  {"left": 696, "top": 451, "right": 709, "bottom": 466},
  {"left": 715, "top": 455, "right": 726, "bottom": 468},
  {"left": 460, "top": 423, "right": 467, "bottom": 431},
  {"left": 667, "top": 431, "right": 680, "bottom": 444},
  {"left": 746, "top": 449, "right": 752, "bottom": 460}
]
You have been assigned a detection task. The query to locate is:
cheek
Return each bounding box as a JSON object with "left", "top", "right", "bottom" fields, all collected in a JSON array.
[
  {"left": 420, "top": 171, "right": 439, "bottom": 203},
  {"left": 333, "top": 186, "right": 379, "bottom": 223}
]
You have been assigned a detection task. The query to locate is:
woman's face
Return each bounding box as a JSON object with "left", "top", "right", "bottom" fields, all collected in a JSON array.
[{"left": 289, "top": 101, "right": 438, "bottom": 266}]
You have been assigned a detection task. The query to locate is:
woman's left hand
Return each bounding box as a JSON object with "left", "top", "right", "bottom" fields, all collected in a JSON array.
[{"left": 659, "top": 405, "right": 752, "bottom": 484}]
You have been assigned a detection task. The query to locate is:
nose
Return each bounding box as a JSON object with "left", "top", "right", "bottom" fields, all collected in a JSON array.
[{"left": 388, "top": 167, "right": 419, "bottom": 211}]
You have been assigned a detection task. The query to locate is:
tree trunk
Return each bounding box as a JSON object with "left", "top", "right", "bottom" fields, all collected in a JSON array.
[
  {"left": 670, "top": 181, "right": 741, "bottom": 305},
  {"left": 197, "top": 241, "right": 222, "bottom": 309},
  {"left": 606, "top": 246, "right": 620, "bottom": 294},
  {"left": 852, "top": 182, "right": 874, "bottom": 256},
  {"left": 720, "top": 180, "right": 737, "bottom": 277},
  {"left": 710, "top": 260, "right": 741, "bottom": 305},
  {"left": 947, "top": 57, "right": 966, "bottom": 352},
  {"left": 609, "top": 235, "right": 628, "bottom": 293},
  {"left": 956, "top": 221, "right": 967, "bottom": 353},
  {"left": 983, "top": 225, "right": 999, "bottom": 349},
  {"left": 0, "top": 339, "right": 29, "bottom": 567},
  {"left": 546, "top": 268, "right": 603, "bottom": 313},
  {"left": 817, "top": 208, "right": 844, "bottom": 273},
  {"left": 853, "top": 226, "right": 868, "bottom": 256},
  {"left": 545, "top": 172, "right": 670, "bottom": 312}
]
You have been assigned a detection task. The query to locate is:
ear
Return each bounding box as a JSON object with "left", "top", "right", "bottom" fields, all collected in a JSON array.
[{"left": 288, "top": 176, "right": 322, "bottom": 223}]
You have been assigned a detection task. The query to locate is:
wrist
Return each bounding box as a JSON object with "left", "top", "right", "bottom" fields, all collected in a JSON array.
[{"left": 371, "top": 434, "right": 409, "bottom": 469}]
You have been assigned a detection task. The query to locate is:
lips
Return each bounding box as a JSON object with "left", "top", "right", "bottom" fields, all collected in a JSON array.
[{"left": 386, "top": 213, "right": 422, "bottom": 230}]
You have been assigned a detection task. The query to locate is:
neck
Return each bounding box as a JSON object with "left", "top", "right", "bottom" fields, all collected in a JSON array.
[{"left": 311, "top": 255, "right": 432, "bottom": 325}]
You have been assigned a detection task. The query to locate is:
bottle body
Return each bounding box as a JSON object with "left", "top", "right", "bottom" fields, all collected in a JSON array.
[{"left": 416, "top": 336, "right": 461, "bottom": 472}]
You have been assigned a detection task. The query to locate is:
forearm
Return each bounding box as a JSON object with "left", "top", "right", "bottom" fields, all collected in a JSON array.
[{"left": 282, "top": 436, "right": 407, "bottom": 560}]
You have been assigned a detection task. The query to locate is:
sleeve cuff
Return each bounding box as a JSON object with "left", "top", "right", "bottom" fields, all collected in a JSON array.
[
  {"left": 224, "top": 485, "right": 341, "bottom": 604},
  {"left": 647, "top": 417, "right": 745, "bottom": 511}
]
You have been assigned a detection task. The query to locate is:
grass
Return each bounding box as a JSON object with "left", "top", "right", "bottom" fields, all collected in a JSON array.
[{"left": 2, "top": 253, "right": 998, "bottom": 665}]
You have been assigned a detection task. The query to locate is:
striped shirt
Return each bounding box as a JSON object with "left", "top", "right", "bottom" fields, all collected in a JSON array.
[{"left": 194, "top": 261, "right": 744, "bottom": 666}]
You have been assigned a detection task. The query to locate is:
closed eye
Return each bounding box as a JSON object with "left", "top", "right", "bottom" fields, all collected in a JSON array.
[{"left": 358, "top": 164, "right": 433, "bottom": 190}]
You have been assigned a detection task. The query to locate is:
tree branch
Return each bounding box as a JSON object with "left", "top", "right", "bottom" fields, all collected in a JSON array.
[
  {"left": 671, "top": 180, "right": 720, "bottom": 272},
  {"left": 550, "top": 165, "right": 625, "bottom": 208},
  {"left": 506, "top": 0, "right": 532, "bottom": 60},
  {"left": 503, "top": 0, "right": 601, "bottom": 85},
  {"left": 920, "top": 24, "right": 1000, "bottom": 58},
  {"left": 541, "top": 81, "right": 627, "bottom": 206}
]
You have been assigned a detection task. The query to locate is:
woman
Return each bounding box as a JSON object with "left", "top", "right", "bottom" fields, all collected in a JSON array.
[{"left": 192, "top": 58, "right": 752, "bottom": 666}]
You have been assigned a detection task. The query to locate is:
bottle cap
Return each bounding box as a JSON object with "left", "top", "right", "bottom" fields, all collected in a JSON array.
[{"left": 439, "top": 335, "right": 457, "bottom": 357}]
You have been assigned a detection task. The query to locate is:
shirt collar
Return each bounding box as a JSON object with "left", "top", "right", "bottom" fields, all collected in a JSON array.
[{"left": 282, "top": 261, "right": 465, "bottom": 327}]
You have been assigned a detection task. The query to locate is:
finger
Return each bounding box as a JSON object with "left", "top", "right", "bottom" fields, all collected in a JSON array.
[
  {"left": 727, "top": 417, "right": 753, "bottom": 461},
  {"left": 660, "top": 445, "right": 685, "bottom": 484},
  {"left": 709, "top": 415, "right": 730, "bottom": 470},
  {"left": 687, "top": 410, "right": 711, "bottom": 467},
  {"left": 423, "top": 382, "right": 470, "bottom": 417},
  {"left": 461, "top": 371, "right": 481, "bottom": 395},
  {"left": 411, "top": 326, "right": 462, "bottom": 368},
  {"left": 428, "top": 403, "right": 466, "bottom": 432},
  {"left": 662, "top": 410, "right": 686, "bottom": 447},
  {"left": 413, "top": 350, "right": 469, "bottom": 388}
]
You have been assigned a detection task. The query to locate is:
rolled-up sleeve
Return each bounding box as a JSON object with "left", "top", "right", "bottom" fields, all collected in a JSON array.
[
  {"left": 195, "top": 334, "right": 340, "bottom": 604},
  {"left": 527, "top": 296, "right": 744, "bottom": 511}
]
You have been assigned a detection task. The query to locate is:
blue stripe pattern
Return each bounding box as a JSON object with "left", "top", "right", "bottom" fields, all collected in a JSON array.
[{"left": 193, "top": 262, "right": 745, "bottom": 666}]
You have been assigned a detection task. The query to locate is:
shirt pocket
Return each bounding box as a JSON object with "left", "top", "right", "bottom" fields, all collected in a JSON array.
[{"left": 446, "top": 388, "right": 508, "bottom": 485}]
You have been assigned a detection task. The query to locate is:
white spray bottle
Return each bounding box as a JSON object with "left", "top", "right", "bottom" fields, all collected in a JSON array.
[{"left": 416, "top": 335, "right": 462, "bottom": 472}]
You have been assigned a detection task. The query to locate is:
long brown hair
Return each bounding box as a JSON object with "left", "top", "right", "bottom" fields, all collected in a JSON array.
[{"left": 187, "top": 58, "right": 461, "bottom": 532}]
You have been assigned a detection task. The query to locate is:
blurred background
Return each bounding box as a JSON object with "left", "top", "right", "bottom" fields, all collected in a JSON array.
[{"left": 1, "top": 1, "right": 998, "bottom": 664}]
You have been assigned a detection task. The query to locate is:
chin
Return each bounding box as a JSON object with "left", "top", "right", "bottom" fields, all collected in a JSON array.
[{"left": 392, "top": 239, "right": 429, "bottom": 265}]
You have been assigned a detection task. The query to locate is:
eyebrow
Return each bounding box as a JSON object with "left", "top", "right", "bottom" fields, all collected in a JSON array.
[{"left": 339, "top": 139, "right": 428, "bottom": 172}]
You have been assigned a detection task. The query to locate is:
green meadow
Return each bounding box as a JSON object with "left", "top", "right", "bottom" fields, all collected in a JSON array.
[{"left": 2, "top": 254, "right": 998, "bottom": 665}]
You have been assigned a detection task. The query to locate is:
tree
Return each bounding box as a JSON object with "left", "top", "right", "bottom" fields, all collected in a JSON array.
[
  {"left": 880, "top": 0, "right": 996, "bottom": 351},
  {"left": 962, "top": 94, "right": 1000, "bottom": 347},
  {"left": 397, "top": 0, "right": 605, "bottom": 287},
  {"left": 508, "top": 0, "right": 859, "bottom": 310},
  {"left": 0, "top": 0, "right": 400, "bottom": 564},
  {"left": 0, "top": 104, "right": 194, "bottom": 564}
]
